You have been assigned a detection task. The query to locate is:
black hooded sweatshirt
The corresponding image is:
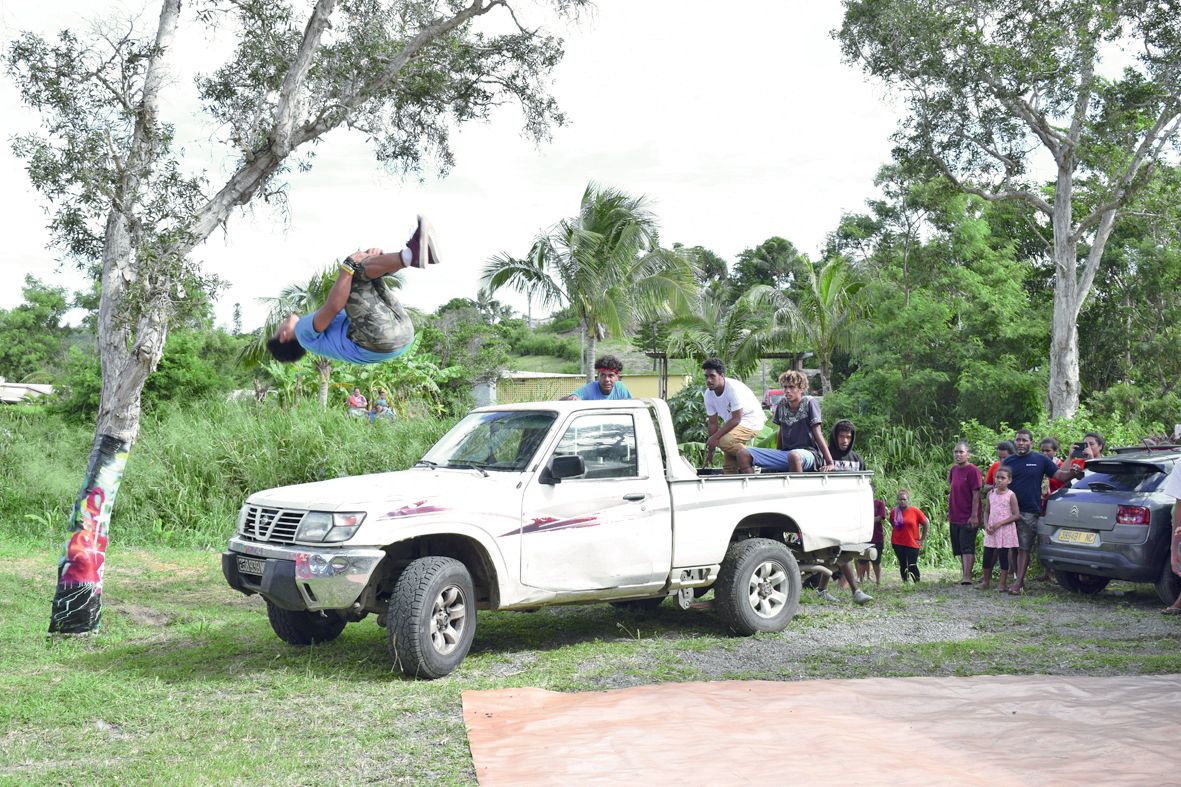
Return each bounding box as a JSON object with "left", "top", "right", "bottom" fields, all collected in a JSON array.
[{"left": 829, "top": 421, "right": 866, "bottom": 471}]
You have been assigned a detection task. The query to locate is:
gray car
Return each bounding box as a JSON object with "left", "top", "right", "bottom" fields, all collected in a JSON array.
[{"left": 1039, "top": 445, "right": 1180, "bottom": 605}]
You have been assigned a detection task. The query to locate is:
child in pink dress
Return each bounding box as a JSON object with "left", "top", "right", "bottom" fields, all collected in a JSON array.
[{"left": 983, "top": 465, "right": 1021, "bottom": 592}]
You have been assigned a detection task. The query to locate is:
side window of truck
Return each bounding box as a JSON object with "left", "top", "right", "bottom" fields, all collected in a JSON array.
[{"left": 553, "top": 414, "right": 638, "bottom": 480}]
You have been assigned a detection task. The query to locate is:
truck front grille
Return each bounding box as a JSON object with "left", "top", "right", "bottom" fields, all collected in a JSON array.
[{"left": 240, "top": 505, "right": 305, "bottom": 544}]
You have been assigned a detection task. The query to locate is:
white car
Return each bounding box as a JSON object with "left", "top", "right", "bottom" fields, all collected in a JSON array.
[{"left": 224, "top": 399, "right": 873, "bottom": 678}]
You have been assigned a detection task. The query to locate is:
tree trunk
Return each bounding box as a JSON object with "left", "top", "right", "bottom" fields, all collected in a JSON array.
[{"left": 49, "top": 0, "right": 181, "bottom": 635}]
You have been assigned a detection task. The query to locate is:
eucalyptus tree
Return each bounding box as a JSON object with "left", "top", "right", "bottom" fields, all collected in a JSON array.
[
  {"left": 483, "top": 183, "right": 699, "bottom": 379},
  {"left": 6, "top": 0, "right": 585, "bottom": 634},
  {"left": 839, "top": 0, "right": 1181, "bottom": 418},
  {"left": 748, "top": 257, "right": 864, "bottom": 395}
]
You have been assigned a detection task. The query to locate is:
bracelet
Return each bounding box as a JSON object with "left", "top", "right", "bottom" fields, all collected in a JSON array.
[{"left": 340, "top": 264, "right": 354, "bottom": 276}]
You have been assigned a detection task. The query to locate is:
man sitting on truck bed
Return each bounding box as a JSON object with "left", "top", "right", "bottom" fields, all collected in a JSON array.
[
  {"left": 738, "top": 370, "right": 836, "bottom": 473},
  {"left": 702, "top": 358, "right": 766, "bottom": 474}
]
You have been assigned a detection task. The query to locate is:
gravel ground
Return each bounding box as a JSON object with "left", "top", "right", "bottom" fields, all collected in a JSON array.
[{"left": 565, "top": 571, "right": 1181, "bottom": 689}]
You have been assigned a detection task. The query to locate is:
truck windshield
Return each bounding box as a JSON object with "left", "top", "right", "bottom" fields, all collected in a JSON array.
[{"left": 422, "top": 410, "right": 557, "bottom": 472}]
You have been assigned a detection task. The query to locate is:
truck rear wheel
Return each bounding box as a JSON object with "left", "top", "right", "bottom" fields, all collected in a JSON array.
[
  {"left": 388, "top": 556, "right": 476, "bottom": 679},
  {"left": 266, "top": 601, "right": 347, "bottom": 645},
  {"left": 714, "top": 538, "right": 800, "bottom": 635}
]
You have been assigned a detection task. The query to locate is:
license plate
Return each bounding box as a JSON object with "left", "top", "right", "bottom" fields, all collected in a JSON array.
[
  {"left": 237, "top": 556, "right": 266, "bottom": 576},
  {"left": 1057, "top": 529, "right": 1097, "bottom": 545}
]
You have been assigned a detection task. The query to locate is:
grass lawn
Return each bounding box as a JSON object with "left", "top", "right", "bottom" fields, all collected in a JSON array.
[{"left": 3, "top": 541, "right": 1179, "bottom": 784}]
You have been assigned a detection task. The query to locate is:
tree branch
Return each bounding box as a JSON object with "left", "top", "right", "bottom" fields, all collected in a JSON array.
[
  {"left": 271, "top": 0, "right": 336, "bottom": 156},
  {"left": 1073, "top": 102, "right": 1181, "bottom": 241}
]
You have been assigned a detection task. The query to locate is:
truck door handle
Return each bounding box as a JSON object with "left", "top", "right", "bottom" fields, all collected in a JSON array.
[{"left": 623, "top": 493, "right": 647, "bottom": 502}]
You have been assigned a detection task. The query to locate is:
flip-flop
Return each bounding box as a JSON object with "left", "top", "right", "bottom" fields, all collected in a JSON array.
[
  {"left": 959, "top": 580, "right": 973, "bottom": 585},
  {"left": 1008, "top": 587, "right": 1024, "bottom": 596},
  {"left": 1163, "top": 606, "right": 1181, "bottom": 615}
]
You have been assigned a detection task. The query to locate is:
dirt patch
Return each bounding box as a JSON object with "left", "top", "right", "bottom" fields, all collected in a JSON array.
[{"left": 105, "top": 599, "right": 174, "bottom": 627}]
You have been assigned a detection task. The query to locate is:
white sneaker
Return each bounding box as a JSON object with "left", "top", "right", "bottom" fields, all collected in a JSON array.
[
  {"left": 853, "top": 589, "right": 873, "bottom": 605},
  {"left": 817, "top": 589, "right": 841, "bottom": 603}
]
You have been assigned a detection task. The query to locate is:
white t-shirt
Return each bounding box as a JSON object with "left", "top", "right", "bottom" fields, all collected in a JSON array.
[
  {"left": 1164, "top": 461, "right": 1181, "bottom": 500},
  {"left": 704, "top": 377, "right": 766, "bottom": 432}
]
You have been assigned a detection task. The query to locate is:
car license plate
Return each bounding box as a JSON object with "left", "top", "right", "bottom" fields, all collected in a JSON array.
[
  {"left": 237, "top": 556, "right": 266, "bottom": 576},
  {"left": 1057, "top": 529, "right": 1097, "bottom": 545}
]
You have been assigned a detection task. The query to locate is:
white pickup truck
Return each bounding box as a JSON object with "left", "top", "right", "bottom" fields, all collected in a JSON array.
[{"left": 223, "top": 398, "right": 872, "bottom": 678}]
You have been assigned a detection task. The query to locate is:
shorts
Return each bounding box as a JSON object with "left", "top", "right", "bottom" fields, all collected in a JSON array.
[
  {"left": 949, "top": 523, "right": 978, "bottom": 556},
  {"left": 1016, "top": 511, "right": 1039, "bottom": 552},
  {"left": 345, "top": 270, "right": 414, "bottom": 353},
  {"left": 747, "top": 447, "right": 819, "bottom": 471}
]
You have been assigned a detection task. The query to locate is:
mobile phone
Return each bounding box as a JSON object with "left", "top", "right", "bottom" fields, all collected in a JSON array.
[{"left": 1069, "top": 442, "right": 1087, "bottom": 459}]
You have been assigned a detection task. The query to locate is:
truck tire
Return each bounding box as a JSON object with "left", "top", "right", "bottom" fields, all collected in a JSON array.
[
  {"left": 1154, "top": 560, "right": 1181, "bottom": 606},
  {"left": 388, "top": 556, "right": 475, "bottom": 679},
  {"left": 1055, "top": 570, "right": 1110, "bottom": 595},
  {"left": 714, "top": 538, "right": 800, "bottom": 635},
  {"left": 266, "top": 601, "right": 347, "bottom": 645}
]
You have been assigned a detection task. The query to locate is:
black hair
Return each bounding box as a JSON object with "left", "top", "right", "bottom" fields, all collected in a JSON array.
[
  {"left": 266, "top": 336, "right": 307, "bottom": 363},
  {"left": 1084, "top": 431, "right": 1106, "bottom": 449},
  {"left": 1015, "top": 428, "right": 1034, "bottom": 439},
  {"left": 1040, "top": 436, "right": 1060, "bottom": 452},
  {"left": 594, "top": 355, "right": 623, "bottom": 373},
  {"left": 834, "top": 419, "right": 856, "bottom": 435},
  {"left": 702, "top": 357, "right": 725, "bottom": 374},
  {"left": 997, "top": 440, "right": 1015, "bottom": 454}
]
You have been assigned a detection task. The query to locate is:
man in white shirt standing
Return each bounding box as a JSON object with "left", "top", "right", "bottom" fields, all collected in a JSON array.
[
  {"left": 701, "top": 358, "right": 766, "bottom": 474},
  {"left": 1163, "top": 460, "right": 1181, "bottom": 614}
]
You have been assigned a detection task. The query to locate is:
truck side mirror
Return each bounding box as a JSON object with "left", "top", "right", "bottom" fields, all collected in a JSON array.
[{"left": 540, "top": 455, "right": 585, "bottom": 484}]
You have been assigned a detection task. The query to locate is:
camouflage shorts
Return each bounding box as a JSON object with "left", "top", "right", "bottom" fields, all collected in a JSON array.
[{"left": 345, "top": 270, "right": 414, "bottom": 354}]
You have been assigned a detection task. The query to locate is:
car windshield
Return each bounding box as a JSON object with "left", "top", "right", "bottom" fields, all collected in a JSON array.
[
  {"left": 1075, "top": 460, "right": 1172, "bottom": 493},
  {"left": 422, "top": 410, "right": 557, "bottom": 472}
]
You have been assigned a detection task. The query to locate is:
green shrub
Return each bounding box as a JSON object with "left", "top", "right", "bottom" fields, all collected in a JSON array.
[{"left": 1, "top": 401, "right": 456, "bottom": 548}]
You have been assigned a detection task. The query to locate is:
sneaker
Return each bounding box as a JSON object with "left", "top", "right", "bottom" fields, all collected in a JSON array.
[
  {"left": 405, "top": 215, "right": 440, "bottom": 268},
  {"left": 817, "top": 589, "right": 841, "bottom": 603},
  {"left": 852, "top": 589, "right": 873, "bottom": 605}
]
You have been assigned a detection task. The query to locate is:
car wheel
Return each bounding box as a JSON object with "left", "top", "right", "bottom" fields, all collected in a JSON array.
[
  {"left": 1154, "top": 560, "right": 1181, "bottom": 606},
  {"left": 1055, "top": 570, "right": 1111, "bottom": 595},
  {"left": 388, "top": 556, "right": 476, "bottom": 679},
  {"left": 714, "top": 538, "right": 801, "bottom": 635},
  {"left": 266, "top": 601, "right": 347, "bottom": 645}
]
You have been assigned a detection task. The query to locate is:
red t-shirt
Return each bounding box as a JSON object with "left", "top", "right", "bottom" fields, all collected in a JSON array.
[
  {"left": 889, "top": 505, "right": 928, "bottom": 549},
  {"left": 985, "top": 460, "right": 1001, "bottom": 485}
]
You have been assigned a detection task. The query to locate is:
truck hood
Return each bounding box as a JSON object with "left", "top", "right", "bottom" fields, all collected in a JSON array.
[{"left": 246, "top": 467, "right": 518, "bottom": 513}]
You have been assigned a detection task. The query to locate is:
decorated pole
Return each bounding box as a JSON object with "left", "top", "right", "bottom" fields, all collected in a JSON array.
[{"left": 48, "top": 435, "right": 130, "bottom": 634}]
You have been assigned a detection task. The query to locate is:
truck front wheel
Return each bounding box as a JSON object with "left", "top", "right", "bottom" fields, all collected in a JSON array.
[
  {"left": 715, "top": 538, "right": 800, "bottom": 635},
  {"left": 266, "top": 601, "right": 347, "bottom": 645},
  {"left": 388, "top": 556, "right": 476, "bottom": 679}
]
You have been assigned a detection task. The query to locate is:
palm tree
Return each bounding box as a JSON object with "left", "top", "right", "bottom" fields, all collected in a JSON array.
[
  {"left": 748, "top": 256, "right": 864, "bottom": 394},
  {"left": 482, "top": 183, "right": 698, "bottom": 379},
  {"left": 665, "top": 289, "right": 770, "bottom": 380}
]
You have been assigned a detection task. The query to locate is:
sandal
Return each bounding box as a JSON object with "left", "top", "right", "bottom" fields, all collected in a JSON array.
[
  {"left": 1007, "top": 585, "right": 1024, "bottom": 596},
  {"left": 1163, "top": 606, "right": 1181, "bottom": 615}
]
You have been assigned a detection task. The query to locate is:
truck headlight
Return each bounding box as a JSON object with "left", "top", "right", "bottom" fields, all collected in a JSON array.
[
  {"left": 323, "top": 513, "right": 365, "bottom": 543},
  {"left": 297, "top": 512, "right": 365, "bottom": 542}
]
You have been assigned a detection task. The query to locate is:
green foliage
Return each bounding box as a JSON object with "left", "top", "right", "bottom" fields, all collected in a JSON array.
[
  {"left": 51, "top": 328, "right": 252, "bottom": 421},
  {"left": 0, "top": 276, "right": 70, "bottom": 382},
  {"left": 0, "top": 401, "right": 454, "bottom": 546},
  {"left": 957, "top": 407, "right": 1166, "bottom": 463}
]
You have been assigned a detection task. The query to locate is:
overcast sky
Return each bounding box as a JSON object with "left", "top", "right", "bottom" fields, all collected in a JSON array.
[{"left": 0, "top": 0, "right": 900, "bottom": 332}]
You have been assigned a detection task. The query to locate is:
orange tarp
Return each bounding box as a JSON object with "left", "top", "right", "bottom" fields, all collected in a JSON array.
[{"left": 463, "top": 675, "right": 1181, "bottom": 786}]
